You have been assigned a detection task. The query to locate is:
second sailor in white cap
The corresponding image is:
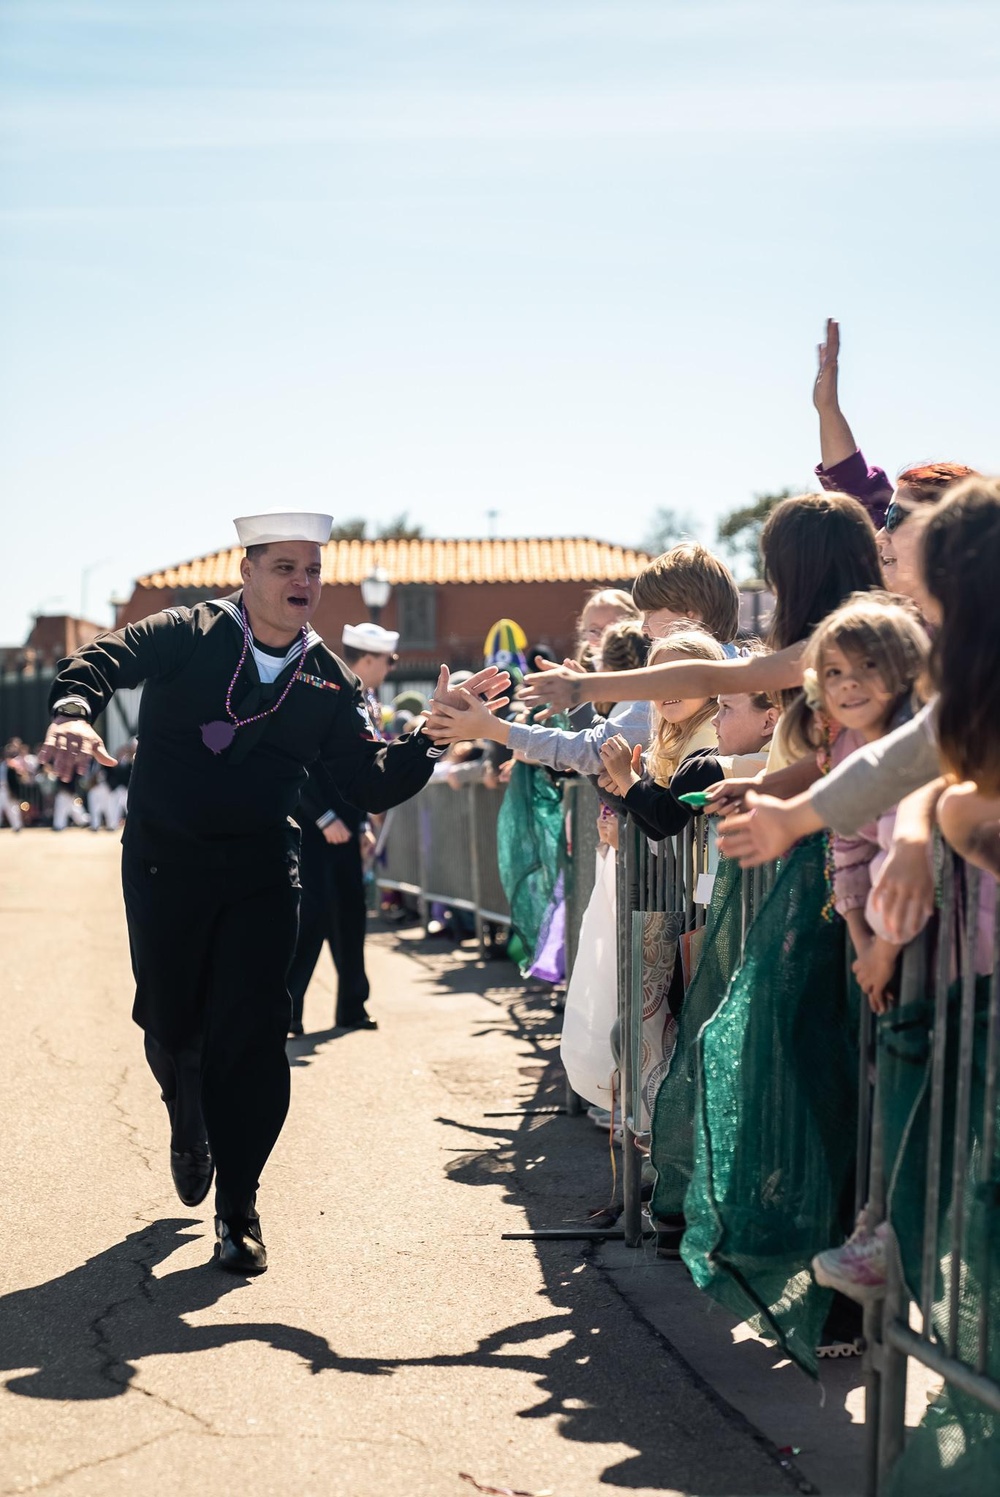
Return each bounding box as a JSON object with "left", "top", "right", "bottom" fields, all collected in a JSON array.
[{"left": 287, "top": 619, "right": 401, "bottom": 1038}]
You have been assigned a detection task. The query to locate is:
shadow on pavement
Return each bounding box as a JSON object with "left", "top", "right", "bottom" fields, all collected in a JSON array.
[
  {"left": 0, "top": 1218, "right": 392, "bottom": 1401},
  {"left": 3, "top": 928, "right": 799, "bottom": 1493},
  {"left": 409, "top": 942, "right": 800, "bottom": 1496},
  {"left": 285, "top": 1025, "right": 349, "bottom": 1067}
]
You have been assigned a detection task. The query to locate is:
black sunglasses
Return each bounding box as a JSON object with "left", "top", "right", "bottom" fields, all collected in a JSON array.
[{"left": 884, "top": 497, "right": 912, "bottom": 534}]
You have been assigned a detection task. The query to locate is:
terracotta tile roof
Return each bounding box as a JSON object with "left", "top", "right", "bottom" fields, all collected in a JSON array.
[{"left": 136, "top": 537, "right": 651, "bottom": 590}]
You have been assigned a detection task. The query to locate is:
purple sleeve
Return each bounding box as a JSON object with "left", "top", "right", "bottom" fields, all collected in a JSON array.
[{"left": 815, "top": 449, "right": 892, "bottom": 530}]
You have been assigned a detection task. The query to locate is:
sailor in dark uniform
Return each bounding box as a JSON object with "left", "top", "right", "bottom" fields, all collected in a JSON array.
[
  {"left": 288, "top": 621, "right": 400, "bottom": 1036},
  {"left": 41, "top": 511, "right": 509, "bottom": 1274}
]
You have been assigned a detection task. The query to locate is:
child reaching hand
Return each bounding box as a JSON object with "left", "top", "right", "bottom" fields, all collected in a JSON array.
[
  {"left": 599, "top": 631, "right": 727, "bottom": 840},
  {"left": 781, "top": 592, "right": 929, "bottom": 1014},
  {"left": 601, "top": 666, "right": 780, "bottom": 841}
]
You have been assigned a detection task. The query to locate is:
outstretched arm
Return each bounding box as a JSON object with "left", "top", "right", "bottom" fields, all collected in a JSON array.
[
  {"left": 423, "top": 690, "right": 512, "bottom": 748},
  {"left": 870, "top": 778, "right": 944, "bottom": 944},
  {"left": 811, "top": 317, "right": 892, "bottom": 528},
  {"left": 813, "top": 317, "right": 857, "bottom": 471},
  {"left": 327, "top": 664, "right": 511, "bottom": 813},
  {"left": 715, "top": 787, "right": 823, "bottom": 865},
  {"left": 810, "top": 701, "right": 940, "bottom": 836},
  {"left": 520, "top": 642, "right": 806, "bottom": 714},
  {"left": 714, "top": 708, "right": 944, "bottom": 870},
  {"left": 41, "top": 609, "right": 198, "bottom": 781},
  {"left": 937, "top": 782, "right": 1000, "bottom": 879}
]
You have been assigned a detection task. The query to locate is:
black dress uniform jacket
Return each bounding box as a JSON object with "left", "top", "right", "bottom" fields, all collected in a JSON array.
[{"left": 48, "top": 592, "right": 435, "bottom": 861}]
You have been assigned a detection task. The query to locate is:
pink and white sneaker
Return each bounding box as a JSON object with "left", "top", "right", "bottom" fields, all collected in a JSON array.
[{"left": 812, "top": 1219, "right": 889, "bottom": 1304}]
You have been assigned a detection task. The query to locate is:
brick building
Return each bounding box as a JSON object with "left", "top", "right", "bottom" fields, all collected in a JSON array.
[
  {"left": 0, "top": 615, "right": 109, "bottom": 747},
  {"left": 116, "top": 536, "right": 652, "bottom": 688}
]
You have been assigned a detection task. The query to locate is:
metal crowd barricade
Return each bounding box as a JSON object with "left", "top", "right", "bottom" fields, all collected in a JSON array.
[
  {"left": 376, "top": 773, "right": 603, "bottom": 967},
  {"left": 375, "top": 795, "right": 423, "bottom": 907},
  {"left": 863, "top": 853, "right": 1000, "bottom": 1495},
  {"left": 617, "top": 814, "right": 714, "bottom": 1247},
  {"left": 562, "top": 778, "right": 602, "bottom": 979},
  {"left": 375, "top": 779, "right": 511, "bottom": 957}
]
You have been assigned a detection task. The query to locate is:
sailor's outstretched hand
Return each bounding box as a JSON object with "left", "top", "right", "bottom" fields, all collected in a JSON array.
[
  {"left": 432, "top": 663, "right": 511, "bottom": 714},
  {"left": 38, "top": 720, "right": 117, "bottom": 782}
]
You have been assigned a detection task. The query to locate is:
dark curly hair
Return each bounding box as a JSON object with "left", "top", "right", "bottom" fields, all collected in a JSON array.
[{"left": 593, "top": 621, "right": 650, "bottom": 718}]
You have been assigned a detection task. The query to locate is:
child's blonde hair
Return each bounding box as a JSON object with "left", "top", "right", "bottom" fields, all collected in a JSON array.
[
  {"left": 580, "top": 586, "right": 639, "bottom": 621},
  {"left": 645, "top": 629, "right": 725, "bottom": 785},
  {"left": 785, "top": 591, "right": 929, "bottom": 756}
]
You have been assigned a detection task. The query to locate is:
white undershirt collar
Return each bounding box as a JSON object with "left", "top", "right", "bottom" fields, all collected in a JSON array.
[{"left": 210, "top": 597, "right": 324, "bottom": 672}]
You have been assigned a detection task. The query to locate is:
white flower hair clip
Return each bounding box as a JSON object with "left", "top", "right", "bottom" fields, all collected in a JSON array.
[{"left": 801, "top": 667, "right": 823, "bottom": 711}]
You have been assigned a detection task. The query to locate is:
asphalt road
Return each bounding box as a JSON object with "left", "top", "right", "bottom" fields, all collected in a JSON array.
[{"left": 1, "top": 832, "right": 805, "bottom": 1497}]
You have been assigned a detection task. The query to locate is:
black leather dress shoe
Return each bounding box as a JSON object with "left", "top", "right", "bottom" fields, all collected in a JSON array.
[
  {"left": 336, "top": 1016, "right": 378, "bottom": 1031},
  {"left": 215, "top": 1215, "right": 268, "bottom": 1274},
  {"left": 170, "top": 1145, "right": 214, "bottom": 1207}
]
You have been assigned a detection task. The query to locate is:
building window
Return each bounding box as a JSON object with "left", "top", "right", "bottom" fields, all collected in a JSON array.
[{"left": 396, "top": 585, "right": 436, "bottom": 649}]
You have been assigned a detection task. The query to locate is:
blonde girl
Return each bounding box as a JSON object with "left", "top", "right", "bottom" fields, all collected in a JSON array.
[{"left": 599, "top": 631, "right": 725, "bottom": 836}]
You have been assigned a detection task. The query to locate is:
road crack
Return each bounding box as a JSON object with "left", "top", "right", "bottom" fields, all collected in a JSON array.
[
  {"left": 85, "top": 1222, "right": 218, "bottom": 1433},
  {"left": 106, "top": 1066, "right": 154, "bottom": 1173},
  {"left": 2, "top": 1433, "right": 181, "bottom": 1496},
  {"left": 29, "top": 1027, "right": 79, "bottom": 1071}
]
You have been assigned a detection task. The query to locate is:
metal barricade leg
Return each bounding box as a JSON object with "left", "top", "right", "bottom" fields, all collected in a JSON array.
[
  {"left": 617, "top": 817, "right": 644, "bottom": 1247},
  {"left": 866, "top": 1054, "right": 908, "bottom": 1495},
  {"left": 875, "top": 1242, "right": 909, "bottom": 1493},
  {"left": 869, "top": 934, "right": 924, "bottom": 1493},
  {"left": 622, "top": 909, "right": 644, "bottom": 1246}
]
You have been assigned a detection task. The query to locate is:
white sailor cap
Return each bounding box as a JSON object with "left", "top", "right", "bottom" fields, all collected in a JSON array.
[
  {"left": 234, "top": 511, "right": 334, "bottom": 547},
  {"left": 342, "top": 622, "right": 400, "bottom": 655}
]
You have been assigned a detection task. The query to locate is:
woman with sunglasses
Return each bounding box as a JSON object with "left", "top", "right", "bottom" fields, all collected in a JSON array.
[{"left": 880, "top": 465, "right": 977, "bottom": 608}]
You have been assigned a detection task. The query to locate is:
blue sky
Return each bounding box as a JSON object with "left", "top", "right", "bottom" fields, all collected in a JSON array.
[{"left": 2, "top": 1, "right": 998, "bottom": 639}]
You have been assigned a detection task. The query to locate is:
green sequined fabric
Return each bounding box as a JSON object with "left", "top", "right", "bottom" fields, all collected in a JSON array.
[
  {"left": 650, "top": 855, "right": 744, "bottom": 1220},
  {"left": 681, "top": 835, "right": 858, "bottom": 1377},
  {"left": 496, "top": 759, "right": 566, "bottom": 975}
]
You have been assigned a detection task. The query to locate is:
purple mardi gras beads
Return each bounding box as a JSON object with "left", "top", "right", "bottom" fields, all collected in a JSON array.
[{"left": 203, "top": 607, "right": 308, "bottom": 755}]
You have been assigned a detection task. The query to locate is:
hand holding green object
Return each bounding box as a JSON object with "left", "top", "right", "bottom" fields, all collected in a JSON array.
[{"left": 677, "top": 790, "right": 712, "bottom": 809}]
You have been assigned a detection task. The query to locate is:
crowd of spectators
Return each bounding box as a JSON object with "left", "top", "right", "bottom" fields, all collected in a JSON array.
[
  {"left": 421, "top": 321, "right": 1000, "bottom": 1440},
  {"left": 2, "top": 735, "right": 135, "bottom": 832}
]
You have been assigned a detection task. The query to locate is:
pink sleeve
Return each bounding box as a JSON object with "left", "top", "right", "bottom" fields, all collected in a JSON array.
[
  {"left": 833, "top": 831, "right": 877, "bottom": 915},
  {"left": 828, "top": 727, "right": 877, "bottom": 915}
]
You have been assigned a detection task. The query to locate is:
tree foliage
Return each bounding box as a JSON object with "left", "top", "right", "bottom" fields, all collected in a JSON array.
[
  {"left": 329, "top": 519, "right": 368, "bottom": 541},
  {"left": 716, "top": 489, "right": 794, "bottom": 579},
  {"left": 377, "top": 513, "right": 424, "bottom": 540},
  {"left": 328, "top": 514, "right": 425, "bottom": 542},
  {"left": 640, "top": 506, "right": 700, "bottom": 557}
]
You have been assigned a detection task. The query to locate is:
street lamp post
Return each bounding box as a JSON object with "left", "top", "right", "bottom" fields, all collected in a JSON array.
[{"left": 359, "top": 566, "right": 392, "bottom": 626}]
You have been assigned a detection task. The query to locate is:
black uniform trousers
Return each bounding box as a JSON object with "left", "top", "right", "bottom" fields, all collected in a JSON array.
[
  {"left": 287, "top": 822, "right": 369, "bottom": 1027},
  {"left": 122, "top": 839, "right": 299, "bottom": 1217}
]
